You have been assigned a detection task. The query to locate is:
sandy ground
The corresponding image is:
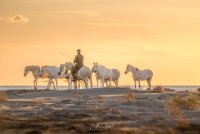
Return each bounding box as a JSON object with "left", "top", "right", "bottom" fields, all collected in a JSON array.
[{"left": 0, "top": 88, "right": 200, "bottom": 134}]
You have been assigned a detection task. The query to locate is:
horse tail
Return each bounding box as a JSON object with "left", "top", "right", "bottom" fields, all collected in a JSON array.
[
  {"left": 111, "top": 70, "right": 113, "bottom": 81},
  {"left": 89, "top": 71, "right": 93, "bottom": 88},
  {"left": 147, "top": 77, "right": 152, "bottom": 81}
]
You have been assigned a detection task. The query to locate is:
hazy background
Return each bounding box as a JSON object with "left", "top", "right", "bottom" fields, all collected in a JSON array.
[{"left": 0, "top": 0, "right": 200, "bottom": 86}]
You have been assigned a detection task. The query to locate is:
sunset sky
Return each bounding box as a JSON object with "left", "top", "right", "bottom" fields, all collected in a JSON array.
[{"left": 0, "top": 0, "right": 200, "bottom": 86}]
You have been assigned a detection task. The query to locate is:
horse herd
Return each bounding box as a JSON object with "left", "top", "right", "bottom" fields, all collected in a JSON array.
[{"left": 24, "top": 62, "right": 153, "bottom": 90}]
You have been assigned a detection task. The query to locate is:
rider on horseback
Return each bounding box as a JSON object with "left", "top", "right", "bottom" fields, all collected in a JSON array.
[{"left": 72, "top": 49, "right": 84, "bottom": 81}]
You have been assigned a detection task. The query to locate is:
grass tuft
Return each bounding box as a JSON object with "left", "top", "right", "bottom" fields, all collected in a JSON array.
[
  {"left": 97, "top": 95, "right": 105, "bottom": 104},
  {"left": 0, "top": 91, "right": 7, "bottom": 101},
  {"left": 85, "top": 106, "right": 104, "bottom": 113},
  {"left": 172, "top": 94, "right": 200, "bottom": 109},
  {"left": 125, "top": 92, "right": 135, "bottom": 103},
  {"left": 151, "top": 86, "right": 164, "bottom": 93},
  {"left": 166, "top": 100, "right": 190, "bottom": 128}
]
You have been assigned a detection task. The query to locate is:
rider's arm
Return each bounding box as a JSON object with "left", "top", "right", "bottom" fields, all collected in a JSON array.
[{"left": 73, "top": 55, "right": 78, "bottom": 63}]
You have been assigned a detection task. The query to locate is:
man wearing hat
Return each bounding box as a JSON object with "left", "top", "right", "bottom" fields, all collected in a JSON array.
[{"left": 72, "top": 49, "right": 84, "bottom": 81}]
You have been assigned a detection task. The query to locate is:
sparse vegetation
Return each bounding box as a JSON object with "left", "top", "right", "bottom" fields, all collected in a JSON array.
[
  {"left": 1, "top": 88, "right": 200, "bottom": 134},
  {"left": 151, "top": 86, "right": 164, "bottom": 93},
  {"left": 0, "top": 91, "right": 6, "bottom": 101},
  {"left": 33, "top": 98, "right": 47, "bottom": 110},
  {"left": 86, "top": 96, "right": 106, "bottom": 113},
  {"left": 72, "top": 93, "right": 82, "bottom": 98},
  {"left": 33, "top": 98, "right": 45, "bottom": 103},
  {"left": 166, "top": 100, "right": 190, "bottom": 128},
  {"left": 85, "top": 106, "right": 104, "bottom": 113},
  {"left": 116, "top": 85, "right": 132, "bottom": 89},
  {"left": 164, "top": 88, "right": 176, "bottom": 92},
  {"left": 0, "top": 113, "right": 13, "bottom": 120},
  {"left": 97, "top": 95, "right": 105, "bottom": 104},
  {"left": 109, "top": 108, "right": 120, "bottom": 114},
  {"left": 166, "top": 93, "right": 200, "bottom": 128},
  {"left": 172, "top": 94, "right": 200, "bottom": 109},
  {"left": 125, "top": 92, "right": 135, "bottom": 103}
]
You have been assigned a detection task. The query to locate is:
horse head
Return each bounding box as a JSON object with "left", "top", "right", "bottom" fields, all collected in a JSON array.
[
  {"left": 65, "top": 62, "right": 75, "bottom": 70},
  {"left": 125, "top": 64, "right": 132, "bottom": 74},
  {"left": 58, "top": 64, "right": 66, "bottom": 75},
  {"left": 92, "top": 62, "right": 98, "bottom": 73},
  {"left": 24, "top": 66, "right": 30, "bottom": 77},
  {"left": 125, "top": 65, "right": 139, "bottom": 74},
  {"left": 39, "top": 67, "right": 45, "bottom": 77}
]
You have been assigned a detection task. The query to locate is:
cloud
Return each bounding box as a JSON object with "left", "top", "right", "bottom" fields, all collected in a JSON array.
[
  {"left": 83, "top": 22, "right": 167, "bottom": 27},
  {"left": 0, "top": 18, "right": 6, "bottom": 21},
  {"left": 45, "top": 10, "right": 99, "bottom": 18},
  {"left": 27, "top": 0, "right": 67, "bottom": 3},
  {"left": 66, "top": 10, "right": 99, "bottom": 17},
  {"left": 0, "top": 15, "right": 29, "bottom": 23}
]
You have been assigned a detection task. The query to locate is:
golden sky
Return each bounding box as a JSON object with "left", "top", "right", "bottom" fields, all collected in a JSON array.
[{"left": 0, "top": 0, "right": 200, "bottom": 86}]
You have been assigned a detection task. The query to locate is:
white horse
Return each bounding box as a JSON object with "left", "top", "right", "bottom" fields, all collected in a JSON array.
[
  {"left": 92, "top": 62, "right": 113, "bottom": 88},
  {"left": 24, "top": 66, "right": 54, "bottom": 90},
  {"left": 24, "top": 65, "right": 52, "bottom": 90},
  {"left": 58, "top": 62, "right": 93, "bottom": 89},
  {"left": 125, "top": 65, "right": 153, "bottom": 89},
  {"left": 40, "top": 66, "right": 73, "bottom": 90},
  {"left": 111, "top": 69, "right": 120, "bottom": 87},
  {"left": 24, "top": 66, "right": 41, "bottom": 90}
]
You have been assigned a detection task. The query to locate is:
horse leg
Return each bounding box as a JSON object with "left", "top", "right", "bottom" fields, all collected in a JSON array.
[
  {"left": 90, "top": 76, "right": 93, "bottom": 88},
  {"left": 101, "top": 79, "right": 105, "bottom": 88},
  {"left": 105, "top": 80, "right": 108, "bottom": 87},
  {"left": 149, "top": 78, "right": 152, "bottom": 90},
  {"left": 50, "top": 80, "right": 56, "bottom": 89},
  {"left": 69, "top": 80, "right": 72, "bottom": 90},
  {"left": 51, "top": 80, "right": 54, "bottom": 90},
  {"left": 115, "top": 80, "right": 119, "bottom": 87},
  {"left": 67, "top": 79, "right": 71, "bottom": 90},
  {"left": 47, "top": 80, "right": 50, "bottom": 90},
  {"left": 33, "top": 80, "right": 36, "bottom": 90},
  {"left": 34, "top": 79, "right": 38, "bottom": 90},
  {"left": 147, "top": 78, "right": 152, "bottom": 90},
  {"left": 35, "top": 79, "right": 38, "bottom": 90},
  {"left": 55, "top": 79, "right": 58, "bottom": 90},
  {"left": 78, "top": 80, "right": 81, "bottom": 89},
  {"left": 84, "top": 79, "right": 88, "bottom": 88},
  {"left": 114, "top": 80, "right": 117, "bottom": 87},
  {"left": 86, "top": 79, "right": 89, "bottom": 88},
  {"left": 47, "top": 79, "right": 52, "bottom": 90},
  {"left": 117, "top": 80, "right": 119, "bottom": 87},
  {"left": 74, "top": 81, "right": 77, "bottom": 89},
  {"left": 109, "top": 79, "right": 111, "bottom": 87},
  {"left": 80, "top": 80, "right": 82, "bottom": 89},
  {"left": 96, "top": 78, "right": 99, "bottom": 88},
  {"left": 67, "top": 79, "right": 69, "bottom": 90},
  {"left": 146, "top": 80, "right": 149, "bottom": 89},
  {"left": 146, "top": 78, "right": 151, "bottom": 90},
  {"left": 134, "top": 80, "right": 137, "bottom": 89},
  {"left": 138, "top": 81, "right": 141, "bottom": 89}
]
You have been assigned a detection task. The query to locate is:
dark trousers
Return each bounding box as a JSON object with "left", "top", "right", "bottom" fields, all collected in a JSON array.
[{"left": 71, "top": 65, "right": 83, "bottom": 80}]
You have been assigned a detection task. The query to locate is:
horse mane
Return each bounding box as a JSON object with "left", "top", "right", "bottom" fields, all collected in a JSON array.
[
  {"left": 99, "top": 65, "right": 106, "bottom": 68},
  {"left": 42, "top": 65, "right": 57, "bottom": 68},
  {"left": 132, "top": 66, "right": 139, "bottom": 71},
  {"left": 28, "top": 65, "right": 40, "bottom": 71},
  {"left": 128, "top": 65, "right": 139, "bottom": 71}
]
